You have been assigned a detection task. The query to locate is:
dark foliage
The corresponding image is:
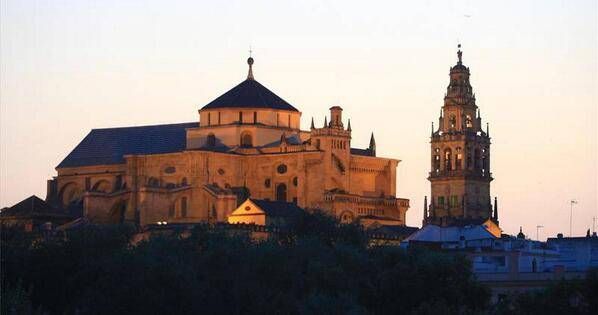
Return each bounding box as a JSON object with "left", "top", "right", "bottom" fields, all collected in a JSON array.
[
  {"left": 1, "top": 213, "right": 492, "bottom": 314},
  {"left": 492, "top": 268, "right": 598, "bottom": 315}
]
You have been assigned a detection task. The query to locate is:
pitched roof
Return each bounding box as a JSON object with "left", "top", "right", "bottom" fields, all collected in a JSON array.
[
  {"left": 368, "top": 225, "right": 419, "bottom": 237},
  {"left": 57, "top": 122, "right": 198, "bottom": 168},
  {"left": 405, "top": 223, "right": 498, "bottom": 243},
  {"left": 201, "top": 79, "right": 299, "bottom": 112},
  {"left": 250, "top": 199, "right": 305, "bottom": 217},
  {"left": 350, "top": 148, "right": 374, "bottom": 157},
  {"left": 0, "top": 195, "right": 69, "bottom": 218}
]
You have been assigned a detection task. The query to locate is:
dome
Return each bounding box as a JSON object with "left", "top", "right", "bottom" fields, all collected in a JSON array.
[{"left": 200, "top": 79, "right": 299, "bottom": 112}]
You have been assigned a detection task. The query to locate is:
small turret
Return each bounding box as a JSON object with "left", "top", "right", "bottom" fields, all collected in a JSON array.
[
  {"left": 310, "top": 117, "right": 315, "bottom": 129},
  {"left": 369, "top": 132, "right": 376, "bottom": 157},
  {"left": 517, "top": 227, "right": 525, "bottom": 239},
  {"left": 329, "top": 106, "right": 344, "bottom": 129},
  {"left": 247, "top": 55, "right": 254, "bottom": 80},
  {"left": 423, "top": 196, "right": 428, "bottom": 220},
  {"left": 323, "top": 116, "right": 328, "bottom": 128}
]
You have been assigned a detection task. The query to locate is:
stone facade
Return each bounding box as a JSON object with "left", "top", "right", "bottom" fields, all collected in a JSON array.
[
  {"left": 48, "top": 58, "right": 410, "bottom": 226},
  {"left": 424, "top": 47, "right": 499, "bottom": 227}
]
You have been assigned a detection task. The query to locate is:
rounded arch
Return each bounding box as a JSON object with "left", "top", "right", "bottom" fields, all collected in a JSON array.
[
  {"left": 276, "top": 183, "right": 287, "bottom": 202},
  {"left": 91, "top": 180, "right": 111, "bottom": 193},
  {"left": 59, "top": 182, "right": 82, "bottom": 207},
  {"left": 444, "top": 148, "right": 452, "bottom": 171},
  {"left": 339, "top": 211, "right": 355, "bottom": 224},
  {"left": 170, "top": 196, "right": 190, "bottom": 218},
  {"left": 240, "top": 131, "right": 253, "bottom": 147}
]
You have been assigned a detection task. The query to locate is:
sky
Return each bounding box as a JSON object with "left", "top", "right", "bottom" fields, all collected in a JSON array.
[{"left": 1, "top": 0, "right": 596, "bottom": 240}]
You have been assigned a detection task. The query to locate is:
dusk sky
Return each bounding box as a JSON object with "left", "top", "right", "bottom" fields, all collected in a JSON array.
[{"left": 1, "top": 0, "right": 596, "bottom": 239}]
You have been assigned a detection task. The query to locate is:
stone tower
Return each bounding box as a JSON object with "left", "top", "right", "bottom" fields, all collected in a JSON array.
[{"left": 424, "top": 46, "right": 498, "bottom": 226}]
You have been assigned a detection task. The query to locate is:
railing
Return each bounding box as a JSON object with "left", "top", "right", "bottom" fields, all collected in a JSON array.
[
  {"left": 323, "top": 192, "right": 409, "bottom": 208},
  {"left": 429, "top": 169, "right": 492, "bottom": 179}
]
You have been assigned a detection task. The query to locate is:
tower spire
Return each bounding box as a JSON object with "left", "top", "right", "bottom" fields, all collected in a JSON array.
[
  {"left": 323, "top": 116, "right": 328, "bottom": 128},
  {"left": 424, "top": 196, "right": 428, "bottom": 220},
  {"left": 246, "top": 49, "right": 254, "bottom": 80},
  {"left": 310, "top": 117, "right": 315, "bottom": 129},
  {"left": 493, "top": 197, "right": 498, "bottom": 221},
  {"left": 347, "top": 119, "right": 352, "bottom": 131},
  {"left": 369, "top": 132, "right": 376, "bottom": 156}
]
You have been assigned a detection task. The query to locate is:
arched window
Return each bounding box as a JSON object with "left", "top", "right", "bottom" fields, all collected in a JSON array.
[
  {"left": 253, "top": 111, "right": 257, "bottom": 124},
  {"left": 287, "top": 114, "right": 291, "bottom": 127},
  {"left": 240, "top": 132, "right": 253, "bottom": 147},
  {"left": 181, "top": 177, "right": 188, "bottom": 186},
  {"left": 449, "top": 115, "right": 456, "bottom": 129},
  {"left": 455, "top": 147, "right": 463, "bottom": 170},
  {"left": 208, "top": 113, "right": 211, "bottom": 126},
  {"left": 276, "top": 183, "right": 287, "bottom": 202},
  {"left": 474, "top": 148, "right": 481, "bottom": 170},
  {"left": 465, "top": 115, "right": 473, "bottom": 128},
  {"left": 340, "top": 211, "right": 354, "bottom": 224},
  {"left": 239, "top": 111, "right": 243, "bottom": 124},
  {"left": 207, "top": 133, "right": 216, "bottom": 147},
  {"left": 148, "top": 177, "right": 160, "bottom": 187},
  {"left": 434, "top": 155, "right": 441, "bottom": 173},
  {"left": 181, "top": 197, "right": 188, "bottom": 218},
  {"left": 444, "top": 148, "right": 452, "bottom": 171},
  {"left": 218, "top": 112, "right": 221, "bottom": 124}
]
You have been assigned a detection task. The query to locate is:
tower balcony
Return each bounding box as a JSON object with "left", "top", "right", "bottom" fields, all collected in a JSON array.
[{"left": 428, "top": 169, "right": 493, "bottom": 181}]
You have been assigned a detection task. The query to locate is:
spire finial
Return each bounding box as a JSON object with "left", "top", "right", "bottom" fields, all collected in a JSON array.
[
  {"left": 431, "top": 122, "right": 434, "bottom": 136},
  {"left": 457, "top": 44, "right": 463, "bottom": 64},
  {"left": 323, "top": 116, "right": 328, "bottom": 128},
  {"left": 369, "top": 132, "right": 376, "bottom": 157},
  {"left": 247, "top": 48, "right": 254, "bottom": 80},
  {"left": 310, "top": 117, "right": 315, "bottom": 129},
  {"left": 347, "top": 119, "right": 352, "bottom": 131}
]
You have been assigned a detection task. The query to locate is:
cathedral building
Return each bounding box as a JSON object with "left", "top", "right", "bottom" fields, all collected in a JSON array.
[
  {"left": 424, "top": 46, "right": 499, "bottom": 228},
  {"left": 46, "top": 56, "right": 410, "bottom": 226}
]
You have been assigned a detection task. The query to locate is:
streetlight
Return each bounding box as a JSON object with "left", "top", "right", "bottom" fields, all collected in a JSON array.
[
  {"left": 536, "top": 225, "right": 544, "bottom": 241},
  {"left": 570, "top": 199, "right": 578, "bottom": 237}
]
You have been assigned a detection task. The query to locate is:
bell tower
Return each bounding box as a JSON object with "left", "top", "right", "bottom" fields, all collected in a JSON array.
[{"left": 424, "top": 46, "right": 498, "bottom": 226}]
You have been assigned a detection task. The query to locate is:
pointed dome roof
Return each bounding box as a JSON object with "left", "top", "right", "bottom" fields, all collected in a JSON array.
[
  {"left": 201, "top": 57, "right": 299, "bottom": 112},
  {"left": 201, "top": 79, "right": 299, "bottom": 111}
]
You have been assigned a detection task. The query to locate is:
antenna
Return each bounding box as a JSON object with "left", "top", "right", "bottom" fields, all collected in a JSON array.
[{"left": 570, "top": 199, "right": 578, "bottom": 237}]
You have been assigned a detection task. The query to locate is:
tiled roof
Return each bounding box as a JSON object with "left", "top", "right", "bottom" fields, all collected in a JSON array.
[
  {"left": 350, "top": 148, "right": 374, "bottom": 157},
  {"left": 201, "top": 79, "right": 299, "bottom": 112},
  {"left": 250, "top": 199, "right": 305, "bottom": 217},
  {"left": 57, "top": 122, "right": 198, "bottom": 168},
  {"left": 368, "top": 225, "right": 419, "bottom": 237},
  {"left": 0, "top": 195, "right": 69, "bottom": 218}
]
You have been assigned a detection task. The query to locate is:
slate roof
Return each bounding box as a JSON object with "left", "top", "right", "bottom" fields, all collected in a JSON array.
[
  {"left": 405, "top": 224, "right": 498, "bottom": 243},
  {"left": 0, "top": 195, "right": 69, "bottom": 218},
  {"left": 350, "top": 148, "right": 374, "bottom": 157},
  {"left": 368, "top": 225, "right": 419, "bottom": 237},
  {"left": 201, "top": 79, "right": 299, "bottom": 112},
  {"left": 57, "top": 122, "right": 198, "bottom": 168},
  {"left": 250, "top": 199, "right": 305, "bottom": 217}
]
